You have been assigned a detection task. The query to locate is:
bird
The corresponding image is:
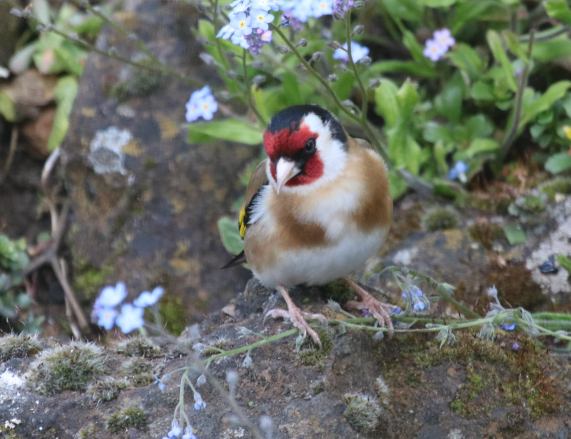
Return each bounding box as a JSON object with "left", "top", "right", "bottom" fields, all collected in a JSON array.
[{"left": 234, "top": 104, "right": 394, "bottom": 346}]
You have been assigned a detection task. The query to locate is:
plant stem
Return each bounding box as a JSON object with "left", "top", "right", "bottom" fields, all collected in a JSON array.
[
  {"left": 242, "top": 49, "right": 266, "bottom": 124},
  {"left": 205, "top": 328, "right": 297, "bottom": 366},
  {"left": 499, "top": 29, "right": 535, "bottom": 161},
  {"left": 38, "top": 22, "right": 199, "bottom": 85},
  {"left": 345, "top": 14, "right": 368, "bottom": 121}
]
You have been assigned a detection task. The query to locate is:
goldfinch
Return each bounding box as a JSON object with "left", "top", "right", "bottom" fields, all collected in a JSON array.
[{"left": 236, "top": 104, "right": 393, "bottom": 346}]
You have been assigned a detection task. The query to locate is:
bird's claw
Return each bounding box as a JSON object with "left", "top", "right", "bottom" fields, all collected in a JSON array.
[
  {"left": 345, "top": 297, "right": 394, "bottom": 337},
  {"left": 264, "top": 307, "right": 324, "bottom": 347}
]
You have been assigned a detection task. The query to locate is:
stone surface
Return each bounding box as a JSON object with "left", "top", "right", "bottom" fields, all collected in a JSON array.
[
  {"left": 60, "top": 0, "right": 256, "bottom": 320},
  {"left": 0, "top": 281, "right": 569, "bottom": 438}
]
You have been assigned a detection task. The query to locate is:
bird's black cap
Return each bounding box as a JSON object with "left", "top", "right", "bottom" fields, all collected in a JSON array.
[{"left": 267, "top": 104, "right": 347, "bottom": 144}]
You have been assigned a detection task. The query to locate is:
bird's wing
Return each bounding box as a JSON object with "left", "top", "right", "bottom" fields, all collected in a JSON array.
[
  {"left": 222, "top": 160, "right": 268, "bottom": 269},
  {"left": 352, "top": 136, "right": 373, "bottom": 150},
  {"left": 238, "top": 159, "right": 269, "bottom": 239}
]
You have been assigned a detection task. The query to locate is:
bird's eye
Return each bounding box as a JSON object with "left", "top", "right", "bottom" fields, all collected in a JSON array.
[{"left": 304, "top": 138, "right": 316, "bottom": 154}]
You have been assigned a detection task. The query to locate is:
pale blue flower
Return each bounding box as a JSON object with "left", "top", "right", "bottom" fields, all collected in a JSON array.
[
  {"left": 94, "top": 282, "right": 127, "bottom": 308},
  {"left": 230, "top": 0, "right": 250, "bottom": 13},
  {"left": 447, "top": 160, "right": 469, "bottom": 182},
  {"left": 333, "top": 0, "right": 356, "bottom": 18},
  {"left": 229, "top": 12, "right": 253, "bottom": 37},
  {"left": 116, "top": 303, "right": 145, "bottom": 333},
  {"left": 182, "top": 426, "right": 197, "bottom": 439},
  {"left": 134, "top": 286, "right": 164, "bottom": 308},
  {"left": 95, "top": 307, "right": 118, "bottom": 330},
  {"left": 252, "top": 0, "right": 281, "bottom": 11},
  {"left": 193, "top": 391, "right": 206, "bottom": 411},
  {"left": 333, "top": 41, "right": 370, "bottom": 63},
  {"left": 250, "top": 9, "right": 274, "bottom": 30},
  {"left": 185, "top": 86, "right": 218, "bottom": 122},
  {"left": 500, "top": 322, "right": 516, "bottom": 331},
  {"left": 401, "top": 285, "right": 430, "bottom": 313},
  {"left": 312, "top": 0, "right": 334, "bottom": 17},
  {"left": 423, "top": 39, "right": 447, "bottom": 62},
  {"left": 433, "top": 28, "right": 455, "bottom": 50},
  {"left": 423, "top": 28, "right": 455, "bottom": 62},
  {"left": 167, "top": 419, "right": 182, "bottom": 438}
]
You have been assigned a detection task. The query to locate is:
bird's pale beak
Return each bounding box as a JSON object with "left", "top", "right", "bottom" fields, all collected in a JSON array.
[{"left": 274, "top": 158, "right": 299, "bottom": 194}]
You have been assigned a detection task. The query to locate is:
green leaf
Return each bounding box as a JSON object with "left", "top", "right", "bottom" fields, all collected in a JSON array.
[
  {"left": 521, "top": 81, "right": 571, "bottom": 127},
  {"left": 403, "top": 30, "right": 429, "bottom": 64},
  {"left": 217, "top": 216, "right": 243, "bottom": 255},
  {"left": 8, "top": 42, "right": 38, "bottom": 74},
  {"left": 486, "top": 30, "right": 517, "bottom": 92},
  {"left": 422, "top": 0, "right": 457, "bottom": 6},
  {"left": 434, "top": 73, "right": 464, "bottom": 123},
  {"left": 374, "top": 80, "right": 400, "bottom": 127},
  {"left": 532, "top": 37, "right": 571, "bottom": 63},
  {"left": 33, "top": 0, "right": 51, "bottom": 25},
  {"left": 449, "top": 0, "right": 498, "bottom": 33},
  {"left": 48, "top": 76, "right": 78, "bottom": 151},
  {"left": 545, "top": 0, "right": 571, "bottom": 25},
  {"left": 383, "top": 0, "right": 423, "bottom": 22},
  {"left": 396, "top": 79, "right": 419, "bottom": 120},
  {"left": 366, "top": 60, "right": 437, "bottom": 78},
  {"left": 388, "top": 169, "right": 408, "bottom": 199},
  {"left": 545, "top": 153, "right": 571, "bottom": 174},
  {"left": 503, "top": 224, "right": 526, "bottom": 245},
  {"left": 556, "top": 254, "right": 571, "bottom": 274},
  {"left": 0, "top": 91, "right": 16, "bottom": 122},
  {"left": 448, "top": 44, "right": 485, "bottom": 80},
  {"left": 471, "top": 81, "right": 495, "bottom": 101},
  {"left": 188, "top": 118, "right": 263, "bottom": 145},
  {"left": 462, "top": 138, "right": 499, "bottom": 158}
]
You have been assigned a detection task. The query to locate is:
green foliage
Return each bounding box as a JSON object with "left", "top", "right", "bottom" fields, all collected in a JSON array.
[
  {"left": 217, "top": 216, "right": 244, "bottom": 255},
  {"left": 0, "top": 234, "right": 42, "bottom": 332},
  {"left": 188, "top": 118, "right": 263, "bottom": 145},
  {"left": 7, "top": 0, "right": 104, "bottom": 149}
]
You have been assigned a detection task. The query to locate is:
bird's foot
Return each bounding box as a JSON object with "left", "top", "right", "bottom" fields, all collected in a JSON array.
[
  {"left": 265, "top": 285, "right": 326, "bottom": 347},
  {"left": 345, "top": 279, "right": 394, "bottom": 337},
  {"left": 265, "top": 307, "right": 326, "bottom": 347}
]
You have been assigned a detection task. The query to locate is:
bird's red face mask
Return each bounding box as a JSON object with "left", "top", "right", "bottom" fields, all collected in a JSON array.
[{"left": 263, "top": 124, "right": 324, "bottom": 192}]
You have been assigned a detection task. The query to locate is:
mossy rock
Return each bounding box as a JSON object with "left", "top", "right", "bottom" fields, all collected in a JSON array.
[
  {"left": 107, "top": 406, "right": 148, "bottom": 433},
  {"left": 26, "top": 342, "right": 106, "bottom": 395},
  {"left": 0, "top": 333, "right": 42, "bottom": 362}
]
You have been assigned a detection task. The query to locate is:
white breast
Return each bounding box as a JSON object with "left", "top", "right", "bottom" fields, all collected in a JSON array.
[{"left": 253, "top": 227, "right": 387, "bottom": 288}]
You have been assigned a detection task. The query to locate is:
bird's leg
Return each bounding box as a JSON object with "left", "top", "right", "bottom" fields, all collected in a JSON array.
[
  {"left": 344, "top": 278, "right": 394, "bottom": 336},
  {"left": 265, "top": 285, "right": 326, "bottom": 347}
]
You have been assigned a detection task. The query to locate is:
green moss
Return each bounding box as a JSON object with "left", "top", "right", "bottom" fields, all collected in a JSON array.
[
  {"left": 107, "top": 407, "right": 148, "bottom": 433},
  {"left": 539, "top": 176, "right": 571, "bottom": 200},
  {"left": 297, "top": 328, "right": 333, "bottom": 366},
  {"left": 110, "top": 58, "right": 164, "bottom": 101},
  {"left": 159, "top": 296, "right": 187, "bottom": 336},
  {"left": 27, "top": 342, "right": 106, "bottom": 395},
  {"left": 115, "top": 336, "right": 162, "bottom": 358},
  {"left": 468, "top": 192, "right": 513, "bottom": 213},
  {"left": 77, "top": 423, "right": 97, "bottom": 439},
  {"left": 468, "top": 222, "right": 503, "bottom": 250},
  {"left": 321, "top": 280, "right": 354, "bottom": 304},
  {"left": 0, "top": 334, "right": 42, "bottom": 361},
  {"left": 421, "top": 207, "right": 460, "bottom": 231},
  {"left": 122, "top": 358, "right": 154, "bottom": 387},
  {"left": 73, "top": 263, "right": 114, "bottom": 300},
  {"left": 343, "top": 393, "right": 382, "bottom": 433},
  {"left": 87, "top": 377, "right": 127, "bottom": 403},
  {"left": 414, "top": 334, "right": 564, "bottom": 419}
]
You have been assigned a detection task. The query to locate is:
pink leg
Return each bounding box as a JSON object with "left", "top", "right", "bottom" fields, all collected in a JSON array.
[
  {"left": 344, "top": 278, "right": 394, "bottom": 336},
  {"left": 265, "top": 286, "right": 326, "bottom": 347}
]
